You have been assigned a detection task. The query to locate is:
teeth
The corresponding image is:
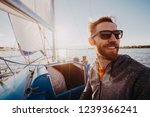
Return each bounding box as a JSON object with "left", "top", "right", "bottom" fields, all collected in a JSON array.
[{"left": 108, "top": 46, "right": 115, "bottom": 49}]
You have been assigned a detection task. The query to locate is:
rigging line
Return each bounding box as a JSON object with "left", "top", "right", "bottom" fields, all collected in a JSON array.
[
  {"left": 43, "top": 29, "right": 53, "bottom": 51},
  {"left": 17, "top": 42, "right": 29, "bottom": 64},
  {"left": 38, "top": 24, "right": 45, "bottom": 50},
  {"left": 3, "top": 54, "right": 22, "bottom": 58},
  {"left": 38, "top": 24, "right": 50, "bottom": 64},
  {"left": 36, "top": 56, "right": 53, "bottom": 63},
  {"left": 46, "top": 37, "right": 55, "bottom": 61},
  {"left": 3, "top": 58, "right": 14, "bottom": 75},
  {"left": 0, "top": 56, "right": 85, "bottom": 67},
  {"left": 46, "top": 31, "right": 53, "bottom": 49},
  {"left": 44, "top": 35, "right": 54, "bottom": 62},
  {"left": 7, "top": 13, "right": 29, "bottom": 64},
  {"left": 0, "top": 56, "right": 45, "bottom": 66},
  {"left": 24, "top": 55, "right": 43, "bottom": 68},
  {"left": 40, "top": 25, "right": 53, "bottom": 59}
]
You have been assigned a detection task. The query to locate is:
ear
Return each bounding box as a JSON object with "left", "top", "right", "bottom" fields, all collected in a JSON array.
[{"left": 88, "top": 37, "right": 95, "bottom": 46}]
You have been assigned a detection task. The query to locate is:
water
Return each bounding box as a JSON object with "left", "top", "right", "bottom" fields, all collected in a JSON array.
[
  {"left": 66, "top": 48, "right": 150, "bottom": 68},
  {"left": 0, "top": 48, "right": 150, "bottom": 68},
  {"left": 119, "top": 48, "right": 150, "bottom": 67}
]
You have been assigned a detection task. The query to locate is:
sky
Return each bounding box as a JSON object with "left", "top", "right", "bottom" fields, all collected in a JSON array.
[
  {"left": 54, "top": 0, "right": 150, "bottom": 48},
  {"left": 0, "top": 0, "right": 150, "bottom": 48}
]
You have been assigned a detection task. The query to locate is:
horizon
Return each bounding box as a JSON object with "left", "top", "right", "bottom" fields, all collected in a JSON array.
[{"left": 1, "top": 44, "right": 150, "bottom": 50}]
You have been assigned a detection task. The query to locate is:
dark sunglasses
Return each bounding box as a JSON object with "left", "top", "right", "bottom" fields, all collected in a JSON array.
[{"left": 92, "top": 30, "right": 123, "bottom": 40}]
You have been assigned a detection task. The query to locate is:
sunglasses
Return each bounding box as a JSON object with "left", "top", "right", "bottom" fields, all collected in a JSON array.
[{"left": 92, "top": 30, "right": 123, "bottom": 40}]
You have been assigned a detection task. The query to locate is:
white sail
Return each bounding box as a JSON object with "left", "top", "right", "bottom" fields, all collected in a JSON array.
[
  {"left": 0, "top": 0, "right": 54, "bottom": 53},
  {"left": 9, "top": 14, "right": 44, "bottom": 51},
  {"left": 20, "top": 0, "right": 54, "bottom": 28}
]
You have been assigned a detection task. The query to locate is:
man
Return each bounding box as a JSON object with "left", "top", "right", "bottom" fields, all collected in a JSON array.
[{"left": 80, "top": 16, "right": 150, "bottom": 100}]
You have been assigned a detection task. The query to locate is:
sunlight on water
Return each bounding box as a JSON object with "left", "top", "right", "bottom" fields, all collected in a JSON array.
[
  {"left": 0, "top": 48, "right": 150, "bottom": 68},
  {"left": 67, "top": 48, "right": 150, "bottom": 67}
]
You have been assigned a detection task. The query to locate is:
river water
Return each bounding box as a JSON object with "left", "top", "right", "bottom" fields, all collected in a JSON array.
[
  {"left": 66, "top": 48, "right": 150, "bottom": 68},
  {"left": 0, "top": 48, "right": 150, "bottom": 68}
]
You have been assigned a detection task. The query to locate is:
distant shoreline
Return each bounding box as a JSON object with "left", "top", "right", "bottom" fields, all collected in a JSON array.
[
  {"left": 87, "top": 45, "right": 150, "bottom": 49},
  {"left": 0, "top": 45, "right": 150, "bottom": 51},
  {"left": 0, "top": 47, "right": 16, "bottom": 51},
  {"left": 120, "top": 45, "right": 150, "bottom": 49}
]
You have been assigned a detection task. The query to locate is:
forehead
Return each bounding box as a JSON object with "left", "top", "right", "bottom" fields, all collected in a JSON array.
[{"left": 95, "top": 22, "right": 117, "bottom": 32}]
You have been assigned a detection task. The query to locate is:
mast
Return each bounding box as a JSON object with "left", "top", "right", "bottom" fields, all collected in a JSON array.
[{"left": 51, "top": 0, "right": 56, "bottom": 61}]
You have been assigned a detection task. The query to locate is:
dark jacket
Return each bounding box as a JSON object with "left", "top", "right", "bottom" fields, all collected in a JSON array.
[{"left": 80, "top": 55, "right": 150, "bottom": 100}]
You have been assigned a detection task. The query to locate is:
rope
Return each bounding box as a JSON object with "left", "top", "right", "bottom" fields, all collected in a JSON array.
[
  {"left": 3, "top": 59, "right": 14, "bottom": 75},
  {"left": 0, "top": 56, "right": 85, "bottom": 67},
  {"left": 17, "top": 43, "right": 29, "bottom": 64},
  {"left": 38, "top": 24, "right": 50, "bottom": 64}
]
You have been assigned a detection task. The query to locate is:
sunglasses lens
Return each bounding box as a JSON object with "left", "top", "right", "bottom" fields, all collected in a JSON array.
[
  {"left": 100, "top": 31, "right": 112, "bottom": 39},
  {"left": 114, "top": 30, "right": 123, "bottom": 39},
  {"left": 99, "top": 30, "right": 123, "bottom": 39}
]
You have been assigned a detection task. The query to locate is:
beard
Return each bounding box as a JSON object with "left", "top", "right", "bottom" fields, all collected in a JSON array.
[{"left": 96, "top": 42, "right": 119, "bottom": 61}]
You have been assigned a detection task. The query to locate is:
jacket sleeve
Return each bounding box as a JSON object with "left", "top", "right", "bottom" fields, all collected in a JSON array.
[
  {"left": 80, "top": 77, "right": 92, "bottom": 100},
  {"left": 133, "top": 68, "right": 150, "bottom": 100}
]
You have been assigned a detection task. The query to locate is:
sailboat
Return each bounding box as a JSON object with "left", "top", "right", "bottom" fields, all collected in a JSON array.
[{"left": 0, "top": 0, "right": 88, "bottom": 100}]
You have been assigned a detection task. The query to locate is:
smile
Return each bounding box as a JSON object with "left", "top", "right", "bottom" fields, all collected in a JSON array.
[{"left": 107, "top": 46, "right": 117, "bottom": 49}]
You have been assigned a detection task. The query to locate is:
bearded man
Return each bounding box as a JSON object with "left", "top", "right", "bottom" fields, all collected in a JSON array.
[{"left": 80, "top": 16, "right": 150, "bottom": 100}]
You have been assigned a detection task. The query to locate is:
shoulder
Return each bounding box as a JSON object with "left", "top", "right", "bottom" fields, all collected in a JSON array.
[
  {"left": 115, "top": 54, "right": 133, "bottom": 64},
  {"left": 115, "top": 54, "right": 149, "bottom": 70},
  {"left": 112, "top": 54, "right": 150, "bottom": 75}
]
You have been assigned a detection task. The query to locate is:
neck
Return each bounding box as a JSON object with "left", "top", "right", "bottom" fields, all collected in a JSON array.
[{"left": 97, "top": 55, "right": 111, "bottom": 69}]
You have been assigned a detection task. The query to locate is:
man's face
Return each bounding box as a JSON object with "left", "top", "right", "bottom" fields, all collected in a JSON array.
[{"left": 94, "top": 22, "right": 120, "bottom": 61}]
